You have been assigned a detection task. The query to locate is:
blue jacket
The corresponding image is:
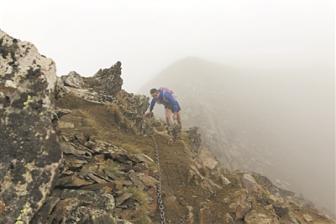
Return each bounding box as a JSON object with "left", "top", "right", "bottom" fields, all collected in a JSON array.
[{"left": 149, "top": 89, "right": 180, "bottom": 112}]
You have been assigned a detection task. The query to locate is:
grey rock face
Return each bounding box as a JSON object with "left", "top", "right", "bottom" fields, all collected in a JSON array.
[
  {"left": 61, "top": 71, "right": 84, "bottom": 88},
  {"left": 92, "top": 62, "right": 123, "bottom": 96},
  {"left": 32, "top": 133, "right": 153, "bottom": 224},
  {"left": 0, "top": 31, "right": 61, "bottom": 223},
  {"left": 187, "top": 127, "right": 202, "bottom": 153},
  {"left": 32, "top": 190, "right": 117, "bottom": 224},
  {"left": 242, "top": 173, "right": 261, "bottom": 194}
]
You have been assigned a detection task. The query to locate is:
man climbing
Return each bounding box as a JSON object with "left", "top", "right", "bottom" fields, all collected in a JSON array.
[{"left": 145, "top": 87, "right": 182, "bottom": 128}]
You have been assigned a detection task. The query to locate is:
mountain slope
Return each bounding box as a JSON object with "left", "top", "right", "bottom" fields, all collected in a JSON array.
[
  {"left": 139, "top": 57, "right": 335, "bottom": 216},
  {"left": 0, "top": 31, "right": 335, "bottom": 224}
]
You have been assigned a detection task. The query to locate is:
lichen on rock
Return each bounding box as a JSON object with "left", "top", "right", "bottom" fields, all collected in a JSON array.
[{"left": 0, "top": 30, "right": 61, "bottom": 223}]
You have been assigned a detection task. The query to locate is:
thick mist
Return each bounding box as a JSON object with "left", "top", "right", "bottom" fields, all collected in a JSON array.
[
  {"left": 1, "top": 0, "right": 333, "bottom": 92},
  {"left": 140, "top": 57, "right": 335, "bottom": 216}
]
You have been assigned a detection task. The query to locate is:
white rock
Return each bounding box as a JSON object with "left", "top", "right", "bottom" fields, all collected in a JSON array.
[
  {"left": 220, "top": 174, "right": 231, "bottom": 185},
  {"left": 303, "top": 214, "right": 313, "bottom": 222}
]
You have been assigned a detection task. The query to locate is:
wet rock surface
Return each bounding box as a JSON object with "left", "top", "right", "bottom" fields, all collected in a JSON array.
[{"left": 1, "top": 31, "right": 335, "bottom": 224}]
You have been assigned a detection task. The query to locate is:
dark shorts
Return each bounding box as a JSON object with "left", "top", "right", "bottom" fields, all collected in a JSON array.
[{"left": 164, "top": 103, "right": 181, "bottom": 112}]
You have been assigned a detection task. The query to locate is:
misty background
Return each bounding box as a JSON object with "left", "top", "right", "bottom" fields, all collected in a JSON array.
[{"left": 1, "top": 0, "right": 335, "bottom": 216}]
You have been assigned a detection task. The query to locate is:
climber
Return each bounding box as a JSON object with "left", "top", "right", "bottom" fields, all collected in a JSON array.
[{"left": 145, "top": 87, "right": 182, "bottom": 128}]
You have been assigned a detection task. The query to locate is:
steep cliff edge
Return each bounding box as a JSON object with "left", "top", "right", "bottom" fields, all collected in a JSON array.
[{"left": 0, "top": 31, "right": 335, "bottom": 224}]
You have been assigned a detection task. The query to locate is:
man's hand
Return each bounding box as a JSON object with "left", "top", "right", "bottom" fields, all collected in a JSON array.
[{"left": 144, "top": 111, "right": 153, "bottom": 118}]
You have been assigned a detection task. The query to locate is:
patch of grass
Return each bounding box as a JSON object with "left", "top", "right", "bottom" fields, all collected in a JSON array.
[
  {"left": 103, "top": 160, "right": 123, "bottom": 177},
  {"left": 126, "top": 187, "right": 151, "bottom": 223},
  {"left": 119, "top": 142, "right": 141, "bottom": 154},
  {"left": 126, "top": 187, "right": 149, "bottom": 208}
]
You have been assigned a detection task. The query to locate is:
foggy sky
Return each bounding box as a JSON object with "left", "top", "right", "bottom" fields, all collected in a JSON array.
[{"left": 1, "top": 0, "right": 334, "bottom": 92}]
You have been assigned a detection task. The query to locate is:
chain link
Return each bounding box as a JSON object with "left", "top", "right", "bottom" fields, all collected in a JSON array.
[
  {"left": 151, "top": 134, "right": 187, "bottom": 224},
  {"left": 179, "top": 216, "right": 185, "bottom": 224},
  {"left": 151, "top": 135, "right": 167, "bottom": 224}
]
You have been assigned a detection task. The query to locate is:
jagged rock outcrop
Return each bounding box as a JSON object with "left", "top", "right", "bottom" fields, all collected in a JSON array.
[
  {"left": 57, "top": 63, "right": 123, "bottom": 103},
  {"left": 32, "top": 135, "right": 157, "bottom": 224},
  {"left": 0, "top": 31, "right": 61, "bottom": 223},
  {"left": 1, "top": 31, "right": 335, "bottom": 224},
  {"left": 57, "top": 66, "right": 149, "bottom": 134}
]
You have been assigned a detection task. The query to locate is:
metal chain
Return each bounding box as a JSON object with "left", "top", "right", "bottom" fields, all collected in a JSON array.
[
  {"left": 151, "top": 135, "right": 167, "bottom": 224},
  {"left": 151, "top": 134, "right": 186, "bottom": 224},
  {"left": 179, "top": 216, "right": 185, "bottom": 224}
]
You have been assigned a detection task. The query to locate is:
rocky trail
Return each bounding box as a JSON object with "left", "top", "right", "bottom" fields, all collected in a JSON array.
[{"left": 0, "top": 30, "right": 335, "bottom": 224}]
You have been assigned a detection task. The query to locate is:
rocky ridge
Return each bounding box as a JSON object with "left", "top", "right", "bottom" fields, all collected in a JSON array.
[{"left": 0, "top": 31, "right": 335, "bottom": 224}]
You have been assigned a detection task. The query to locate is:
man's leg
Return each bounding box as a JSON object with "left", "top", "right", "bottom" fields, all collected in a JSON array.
[
  {"left": 176, "top": 111, "right": 182, "bottom": 128},
  {"left": 165, "top": 108, "right": 173, "bottom": 126}
]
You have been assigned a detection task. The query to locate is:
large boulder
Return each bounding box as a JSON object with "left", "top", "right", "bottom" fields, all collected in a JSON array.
[{"left": 0, "top": 30, "right": 61, "bottom": 223}]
